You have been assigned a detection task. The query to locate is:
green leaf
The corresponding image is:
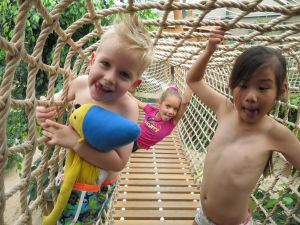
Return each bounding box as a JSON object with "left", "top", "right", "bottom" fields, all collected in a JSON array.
[
  {"left": 265, "top": 199, "right": 278, "bottom": 209},
  {"left": 282, "top": 197, "right": 293, "bottom": 205}
]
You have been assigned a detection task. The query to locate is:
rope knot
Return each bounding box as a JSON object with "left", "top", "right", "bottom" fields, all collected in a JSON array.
[{"left": 0, "top": 96, "right": 7, "bottom": 110}]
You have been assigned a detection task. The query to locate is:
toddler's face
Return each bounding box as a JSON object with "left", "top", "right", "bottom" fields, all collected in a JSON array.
[
  {"left": 157, "top": 95, "right": 181, "bottom": 121},
  {"left": 88, "top": 36, "right": 141, "bottom": 103},
  {"left": 232, "top": 66, "right": 278, "bottom": 124}
]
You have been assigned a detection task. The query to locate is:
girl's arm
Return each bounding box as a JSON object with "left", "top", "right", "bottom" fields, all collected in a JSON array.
[
  {"left": 186, "top": 28, "right": 227, "bottom": 117},
  {"left": 276, "top": 125, "right": 300, "bottom": 171},
  {"left": 173, "top": 86, "right": 193, "bottom": 125}
]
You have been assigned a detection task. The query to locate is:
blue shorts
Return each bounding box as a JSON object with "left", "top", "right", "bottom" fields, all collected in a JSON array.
[{"left": 58, "top": 177, "right": 118, "bottom": 225}]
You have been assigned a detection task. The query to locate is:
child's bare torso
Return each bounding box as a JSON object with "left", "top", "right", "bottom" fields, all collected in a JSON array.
[
  {"left": 72, "top": 76, "right": 133, "bottom": 182},
  {"left": 201, "top": 110, "right": 275, "bottom": 224}
]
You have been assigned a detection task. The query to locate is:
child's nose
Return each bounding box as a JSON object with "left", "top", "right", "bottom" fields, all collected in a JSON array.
[
  {"left": 245, "top": 89, "right": 257, "bottom": 103},
  {"left": 104, "top": 70, "right": 116, "bottom": 84},
  {"left": 169, "top": 108, "right": 176, "bottom": 115}
]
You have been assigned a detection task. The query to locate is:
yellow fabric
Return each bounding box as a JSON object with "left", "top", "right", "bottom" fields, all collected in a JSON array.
[{"left": 42, "top": 104, "right": 100, "bottom": 225}]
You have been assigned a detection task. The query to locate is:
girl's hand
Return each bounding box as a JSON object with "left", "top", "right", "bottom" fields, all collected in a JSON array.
[
  {"left": 206, "top": 27, "right": 225, "bottom": 53},
  {"left": 42, "top": 119, "right": 79, "bottom": 149},
  {"left": 36, "top": 96, "right": 57, "bottom": 127}
]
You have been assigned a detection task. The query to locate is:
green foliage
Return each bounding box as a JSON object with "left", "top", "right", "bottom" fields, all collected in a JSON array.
[
  {"left": 27, "top": 157, "right": 52, "bottom": 203},
  {"left": 252, "top": 187, "right": 300, "bottom": 224},
  {"left": 270, "top": 93, "right": 299, "bottom": 129},
  {"left": 137, "top": 9, "right": 159, "bottom": 31},
  {"left": 5, "top": 108, "right": 28, "bottom": 173}
]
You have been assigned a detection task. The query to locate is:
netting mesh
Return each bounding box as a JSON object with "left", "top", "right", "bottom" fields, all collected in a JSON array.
[{"left": 0, "top": 0, "right": 300, "bottom": 225}]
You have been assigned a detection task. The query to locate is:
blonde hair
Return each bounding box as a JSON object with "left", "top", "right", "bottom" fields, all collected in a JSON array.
[
  {"left": 160, "top": 86, "right": 182, "bottom": 102},
  {"left": 97, "top": 14, "right": 153, "bottom": 77}
]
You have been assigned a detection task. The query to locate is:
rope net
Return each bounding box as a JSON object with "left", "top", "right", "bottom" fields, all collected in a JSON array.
[{"left": 0, "top": 0, "right": 299, "bottom": 224}]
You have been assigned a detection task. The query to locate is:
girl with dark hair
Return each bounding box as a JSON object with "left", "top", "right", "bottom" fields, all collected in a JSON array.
[{"left": 187, "top": 27, "right": 300, "bottom": 225}]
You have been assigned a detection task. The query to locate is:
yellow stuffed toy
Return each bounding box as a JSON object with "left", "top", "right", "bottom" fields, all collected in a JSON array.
[{"left": 42, "top": 104, "right": 140, "bottom": 225}]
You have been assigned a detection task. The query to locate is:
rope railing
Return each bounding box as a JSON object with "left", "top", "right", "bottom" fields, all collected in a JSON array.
[{"left": 0, "top": 0, "right": 299, "bottom": 224}]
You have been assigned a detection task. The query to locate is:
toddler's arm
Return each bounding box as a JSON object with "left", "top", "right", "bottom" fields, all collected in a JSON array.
[
  {"left": 36, "top": 77, "right": 80, "bottom": 127},
  {"left": 186, "top": 27, "right": 227, "bottom": 116},
  {"left": 43, "top": 119, "right": 133, "bottom": 171},
  {"left": 74, "top": 140, "right": 132, "bottom": 171},
  {"left": 43, "top": 94, "right": 139, "bottom": 171},
  {"left": 173, "top": 86, "right": 193, "bottom": 125}
]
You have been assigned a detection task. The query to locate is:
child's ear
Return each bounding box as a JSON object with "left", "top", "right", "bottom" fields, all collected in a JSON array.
[
  {"left": 278, "top": 82, "right": 288, "bottom": 101},
  {"left": 129, "top": 79, "right": 142, "bottom": 93},
  {"left": 89, "top": 52, "right": 96, "bottom": 66},
  {"left": 156, "top": 99, "right": 161, "bottom": 106}
]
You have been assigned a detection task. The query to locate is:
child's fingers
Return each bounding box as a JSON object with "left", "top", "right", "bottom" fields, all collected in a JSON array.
[
  {"left": 36, "top": 96, "right": 58, "bottom": 121},
  {"left": 42, "top": 130, "right": 52, "bottom": 139},
  {"left": 209, "top": 28, "right": 225, "bottom": 44},
  {"left": 36, "top": 107, "right": 56, "bottom": 119},
  {"left": 36, "top": 107, "right": 57, "bottom": 127},
  {"left": 40, "top": 96, "right": 47, "bottom": 101},
  {"left": 209, "top": 35, "right": 223, "bottom": 44},
  {"left": 45, "top": 139, "right": 56, "bottom": 146},
  {"left": 42, "top": 130, "right": 58, "bottom": 146},
  {"left": 210, "top": 28, "right": 226, "bottom": 37},
  {"left": 44, "top": 119, "right": 63, "bottom": 130}
]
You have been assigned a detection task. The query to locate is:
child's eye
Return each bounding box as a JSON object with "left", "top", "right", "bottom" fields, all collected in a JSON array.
[
  {"left": 119, "top": 71, "right": 130, "bottom": 80},
  {"left": 100, "top": 61, "right": 110, "bottom": 68},
  {"left": 238, "top": 84, "right": 247, "bottom": 89},
  {"left": 259, "top": 86, "right": 269, "bottom": 91}
]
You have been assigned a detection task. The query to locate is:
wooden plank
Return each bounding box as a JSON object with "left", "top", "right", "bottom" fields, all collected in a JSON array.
[
  {"left": 119, "top": 179, "right": 197, "bottom": 186},
  {"left": 114, "top": 210, "right": 196, "bottom": 219},
  {"left": 125, "top": 163, "right": 189, "bottom": 168},
  {"left": 123, "top": 168, "right": 190, "bottom": 174},
  {"left": 131, "top": 153, "right": 185, "bottom": 157},
  {"left": 114, "top": 220, "right": 194, "bottom": 225},
  {"left": 151, "top": 146, "right": 182, "bottom": 150},
  {"left": 117, "top": 193, "right": 199, "bottom": 201},
  {"left": 115, "top": 201, "right": 199, "bottom": 209},
  {"left": 121, "top": 174, "right": 194, "bottom": 180},
  {"left": 134, "top": 149, "right": 183, "bottom": 154},
  {"left": 117, "top": 186, "right": 199, "bottom": 193},
  {"left": 128, "top": 158, "right": 186, "bottom": 163},
  {"left": 133, "top": 149, "right": 182, "bottom": 154},
  {"left": 130, "top": 155, "right": 185, "bottom": 160},
  {"left": 152, "top": 143, "right": 181, "bottom": 147}
]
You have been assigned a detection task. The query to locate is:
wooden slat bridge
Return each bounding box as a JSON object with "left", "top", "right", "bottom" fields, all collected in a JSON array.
[{"left": 112, "top": 111, "right": 200, "bottom": 225}]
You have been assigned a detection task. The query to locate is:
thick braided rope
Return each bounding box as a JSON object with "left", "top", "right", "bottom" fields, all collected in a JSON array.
[{"left": 0, "top": 0, "right": 299, "bottom": 225}]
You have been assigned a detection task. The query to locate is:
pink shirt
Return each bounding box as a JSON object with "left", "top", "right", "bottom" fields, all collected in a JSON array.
[{"left": 137, "top": 104, "right": 175, "bottom": 150}]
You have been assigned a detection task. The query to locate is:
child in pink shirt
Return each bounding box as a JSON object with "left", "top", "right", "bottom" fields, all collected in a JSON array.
[{"left": 131, "top": 86, "right": 192, "bottom": 151}]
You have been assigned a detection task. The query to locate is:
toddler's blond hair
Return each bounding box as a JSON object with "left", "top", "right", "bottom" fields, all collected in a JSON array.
[{"left": 97, "top": 14, "right": 153, "bottom": 77}]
